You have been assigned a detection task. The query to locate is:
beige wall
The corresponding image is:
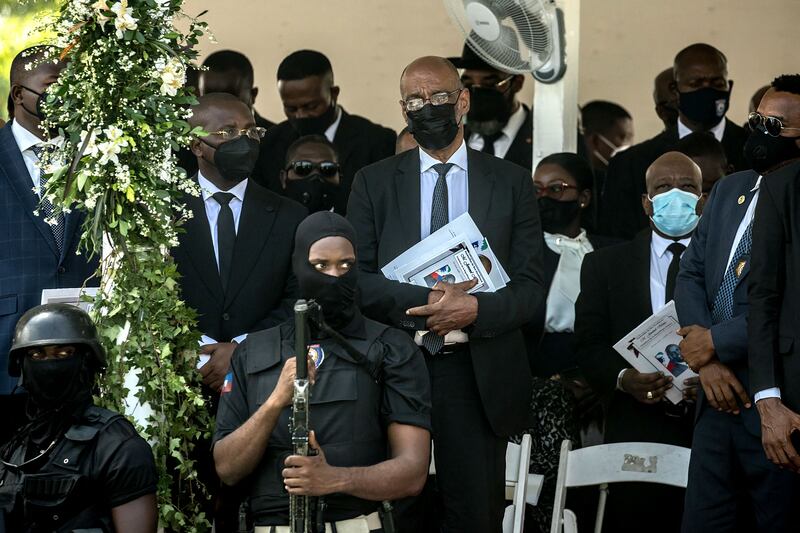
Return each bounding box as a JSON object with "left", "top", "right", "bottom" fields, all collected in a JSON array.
[{"left": 185, "top": 0, "right": 799, "bottom": 144}]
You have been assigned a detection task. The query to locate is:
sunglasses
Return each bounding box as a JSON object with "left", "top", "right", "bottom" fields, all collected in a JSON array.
[
  {"left": 748, "top": 112, "right": 800, "bottom": 137},
  {"left": 286, "top": 160, "right": 340, "bottom": 178}
]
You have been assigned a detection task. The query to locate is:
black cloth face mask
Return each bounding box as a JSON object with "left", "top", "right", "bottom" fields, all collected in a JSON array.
[
  {"left": 285, "top": 175, "right": 339, "bottom": 213},
  {"left": 538, "top": 197, "right": 581, "bottom": 234},
  {"left": 201, "top": 136, "right": 260, "bottom": 183},
  {"left": 19, "top": 85, "right": 48, "bottom": 120},
  {"left": 22, "top": 355, "right": 88, "bottom": 409},
  {"left": 407, "top": 103, "right": 460, "bottom": 151},
  {"left": 744, "top": 127, "right": 800, "bottom": 174},
  {"left": 467, "top": 86, "right": 513, "bottom": 137},
  {"left": 678, "top": 83, "right": 731, "bottom": 129},
  {"left": 292, "top": 211, "right": 359, "bottom": 330},
  {"left": 289, "top": 103, "right": 338, "bottom": 137}
]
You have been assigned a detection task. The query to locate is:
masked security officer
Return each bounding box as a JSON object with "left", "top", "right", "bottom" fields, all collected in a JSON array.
[
  {"left": 0, "top": 304, "right": 158, "bottom": 533},
  {"left": 213, "top": 212, "right": 432, "bottom": 532}
]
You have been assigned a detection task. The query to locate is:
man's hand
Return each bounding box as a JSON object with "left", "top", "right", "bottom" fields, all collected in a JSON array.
[
  {"left": 268, "top": 356, "right": 317, "bottom": 408},
  {"left": 698, "top": 361, "right": 751, "bottom": 414},
  {"left": 620, "top": 369, "right": 673, "bottom": 404},
  {"left": 677, "top": 325, "right": 715, "bottom": 371},
  {"left": 283, "top": 431, "right": 344, "bottom": 496},
  {"left": 199, "top": 342, "right": 238, "bottom": 391},
  {"left": 683, "top": 376, "right": 699, "bottom": 402},
  {"left": 406, "top": 279, "right": 479, "bottom": 336},
  {"left": 757, "top": 398, "right": 800, "bottom": 472}
]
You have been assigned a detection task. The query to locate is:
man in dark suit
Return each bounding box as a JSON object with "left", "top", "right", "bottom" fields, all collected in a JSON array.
[
  {"left": 174, "top": 93, "right": 306, "bottom": 393},
  {"left": 347, "top": 56, "right": 543, "bottom": 533},
  {"left": 599, "top": 43, "right": 748, "bottom": 240},
  {"left": 676, "top": 147, "right": 800, "bottom": 530},
  {"left": 253, "top": 50, "right": 395, "bottom": 214},
  {"left": 450, "top": 43, "right": 533, "bottom": 170},
  {"left": 0, "top": 47, "right": 99, "bottom": 444},
  {"left": 747, "top": 76, "right": 800, "bottom": 476},
  {"left": 575, "top": 152, "right": 703, "bottom": 532}
]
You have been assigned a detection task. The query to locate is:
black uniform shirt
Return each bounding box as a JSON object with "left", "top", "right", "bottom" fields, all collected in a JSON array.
[{"left": 213, "top": 312, "right": 431, "bottom": 525}]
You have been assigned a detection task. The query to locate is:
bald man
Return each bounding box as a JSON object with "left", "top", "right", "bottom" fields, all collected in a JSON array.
[
  {"left": 575, "top": 152, "right": 703, "bottom": 532},
  {"left": 347, "top": 56, "right": 544, "bottom": 533},
  {"left": 655, "top": 67, "right": 679, "bottom": 130},
  {"left": 599, "top": 43, "right": 747, "bottom": 240}
]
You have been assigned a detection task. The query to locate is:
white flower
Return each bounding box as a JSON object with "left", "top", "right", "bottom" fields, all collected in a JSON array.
[
  {"left": 155, "top": 57, "right": 185, "bottom": 97},
  {"left": 110, "top": 0, "right": 138, "bottom": 39}
]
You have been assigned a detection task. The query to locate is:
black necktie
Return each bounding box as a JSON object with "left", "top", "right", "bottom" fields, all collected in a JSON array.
[
  {"left": 664, "top": 242, "right": 686, "bottom": 304},
  {"left": 213, "top": 192, "right": 236, "bottom": 293},
  {"left": 480, "top": 132, "right": 504, "bottom": 156},
  {"left": 423, "top": 163, "right": 454, "bottom": 355}
]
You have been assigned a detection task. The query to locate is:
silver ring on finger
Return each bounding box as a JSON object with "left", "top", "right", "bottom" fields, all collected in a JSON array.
[{"left": 646, "top": 391, "right": 654, "bottom": 400}]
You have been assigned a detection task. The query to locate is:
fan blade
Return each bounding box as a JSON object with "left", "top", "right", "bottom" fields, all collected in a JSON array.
[{"left": 467, "top": 26, "right": 531, "bottom": 73}]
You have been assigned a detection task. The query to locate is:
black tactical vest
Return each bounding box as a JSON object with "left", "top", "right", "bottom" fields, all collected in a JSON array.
[{"left": 0, "top": 405, "right": 121, "bottom": 532}]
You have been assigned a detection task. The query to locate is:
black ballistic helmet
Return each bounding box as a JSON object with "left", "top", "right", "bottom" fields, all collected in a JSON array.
[{"left": 8, "top": 303, "right": 106, "bottom": 377}]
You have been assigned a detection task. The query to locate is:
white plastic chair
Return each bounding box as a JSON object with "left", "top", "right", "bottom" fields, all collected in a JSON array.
[
  {"left": 429, "top": 435, "right": 544, "bottom": 533},
  {"left": 549, "top": 440, "right": 691, "bottom": 533}
]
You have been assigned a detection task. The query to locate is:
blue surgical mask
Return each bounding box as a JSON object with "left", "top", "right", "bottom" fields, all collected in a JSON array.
[{"left": 648, "top": 188, "right": 701, "bottom": 237}]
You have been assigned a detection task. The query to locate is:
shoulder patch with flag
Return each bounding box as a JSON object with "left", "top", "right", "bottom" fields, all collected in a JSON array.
[{"left": 221, "top": 371, "right": 234, "bottom": 394}]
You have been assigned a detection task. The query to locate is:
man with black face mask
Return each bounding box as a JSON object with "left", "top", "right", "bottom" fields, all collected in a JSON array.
[
  {"left": 347, "top": 56, "right": 544, "bottom": 533},
  {"left": 253, "top": 50, "right": 396, "bottom": 215},
  {"left": 0, "top": 47, "right": 100, "bottom": 447},
  {"left": 0, "top": 304, "right": 157, "bottom": 532},
  {"left": 280, "top": 134, "right": 343, "bottom": 214},
  {"left": 449, "top": 43, "right": 532, "bottom": 170},
  {"left": 747, "top": 76, "right": 800, "bottom": 490},
  {"left": 213, "top": 211, "right": 431, "bottom": 532},
  {"left": 599, "top": 43, "right": 747, "bottom": 240}
]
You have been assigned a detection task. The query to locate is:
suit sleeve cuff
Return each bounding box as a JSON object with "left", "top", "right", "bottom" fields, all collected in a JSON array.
[
  {"left": 231, "top": 333, "right": 248, "bottom": 344},
  {"left": 755, "top": 387, "right": 782, "bottom": 402},
  {"left": 616, "top": 369, "right": 628, "bottom": 391}
]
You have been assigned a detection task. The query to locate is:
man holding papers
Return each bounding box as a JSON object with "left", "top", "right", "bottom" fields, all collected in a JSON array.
[
  {"left": 347, "top": 56, "right": 544, "bottom": 533},
  {"left": 574, "top": 152, "right": 703, "bottom": 533}
]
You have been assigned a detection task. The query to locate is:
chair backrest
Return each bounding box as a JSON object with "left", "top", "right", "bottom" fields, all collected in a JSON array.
[
  {"left": 550, "top": 440, "right": 691, "bottom": 533},
  {"left": 503, "top": 434, "right": 532, "bottom": 533}
]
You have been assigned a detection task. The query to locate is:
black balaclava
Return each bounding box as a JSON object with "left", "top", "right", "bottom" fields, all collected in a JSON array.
[{"left": 292, "top": 211, "right": 359, "bottom": 330}]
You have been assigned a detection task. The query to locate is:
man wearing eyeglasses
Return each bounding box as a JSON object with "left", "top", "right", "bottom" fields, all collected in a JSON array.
[
  {"left": 449, "top": 43, "right": 532, "bottom": 170},
  {"left": 347, "top": 56, "right": 544, "bottom": 533},
  {"left": 675, "top": 75, "right": 800, "bottom": 533},
  {"left": 280, "top": 134, "right": 343, "bottom": 214},
  {"left": 173, "top": 92, "right": 307, "bottom": 528},
  {"left": 746, "top": 75, "right": 800, "bottom": 521}
]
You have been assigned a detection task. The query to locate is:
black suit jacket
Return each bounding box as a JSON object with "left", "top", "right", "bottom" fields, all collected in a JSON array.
[
  {"left": 676, "top": 169, "right": 761, "bottom": 435},
  {"left": 173, "top": 179, "right": 307, "bottom": 342},
  {"left": 574, "top": 231, "right": 693, "bottom": 445},
  {"left": 502, "top": 104, "right": 533, "bottom": 170},
  {"left": 252, "top": 108, "right": 396, "bottom": 214},
  {"left": 598, "top": 119, "right": 748, "bottom": 239},
  {"left": 346, "top": 146, "right": 544, "bottom": 437},
  {"left": 525, "top": 233, "right": 619, "bottom": 377},
  {"left": 748, "top": 160, "right": 800, "bottom": 412}
]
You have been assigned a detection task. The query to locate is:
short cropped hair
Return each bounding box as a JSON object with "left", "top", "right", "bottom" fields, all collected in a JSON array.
[
  {"left": 285, "top": 134, "right": 338, "bottom": 165},
  {"left": 9, "top": 45, "right": 57, "bottom": 85},
  {"left": 673, "top": 131, "right": 727, "bottom": 167},
  {"left": 277, "top": 50, "right": 333, "bottom": 82},
  {"left": 771, "top": 74, "right": 800, "bottom": 96},
  {"left": 581, "top": 100, "right": 631, "bottom": 136},
  {"left": 202, "top": 50, "right": 254, "bottom": 87}
]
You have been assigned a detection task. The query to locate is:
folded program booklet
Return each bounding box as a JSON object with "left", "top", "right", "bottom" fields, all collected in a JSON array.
[{"left": 612, "top": 301, "right": 698, "bottom": 405}]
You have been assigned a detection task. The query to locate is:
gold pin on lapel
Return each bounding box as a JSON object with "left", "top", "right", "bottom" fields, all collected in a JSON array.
[
  {"left": 735, "top": 259, "right": 747, "bottom": 278},
  {"left": 737, "top": 195, "right": 745, "bottom": 205}
]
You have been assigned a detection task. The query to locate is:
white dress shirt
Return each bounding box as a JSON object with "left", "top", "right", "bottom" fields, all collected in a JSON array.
[
  {"left": 544, "top": 230, "right": 593, "bottom": 333},
  {"left": 324, "top": 106, "right": 343, "bottom": 142},
  {"left": 415, "top": 141, "right": 470, "bottom": 346},
  {"left": 196, "top": 173, "right": 249, "bottom": 346},
  {"left": 419, "top": 140, "right": 469, "bottom": 239},
  {"left": 10, "top": 119, "right": 61, "bottom": 193},
  {"left": 650, "top": 232, "right": 692, "bottom": 314},
  {"left": 678, "top": 116, "right": 726, "bottom": 142},
  {"left": 467, "top": 104, "right": 527, "bottom": 160}
]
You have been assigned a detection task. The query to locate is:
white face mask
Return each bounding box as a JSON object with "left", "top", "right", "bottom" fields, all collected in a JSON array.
[{"left": 594, "top": 133, "right": 632, "bottom": 166}]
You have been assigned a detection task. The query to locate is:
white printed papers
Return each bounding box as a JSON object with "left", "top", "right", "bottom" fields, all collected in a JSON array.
[
  {"left": 612, "top": 301, "right": 698, "bottom": 404},
  {"left": 381, "top": 213, "right": 509, "bottom": 293}
]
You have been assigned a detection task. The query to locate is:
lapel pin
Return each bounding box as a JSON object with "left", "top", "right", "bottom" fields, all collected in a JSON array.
[
  {"left": 737, "top": 195, "right": 745, "bottom": 205},
  {"left": 735, "top": 259, "right": 747, "bottom": 278}
]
